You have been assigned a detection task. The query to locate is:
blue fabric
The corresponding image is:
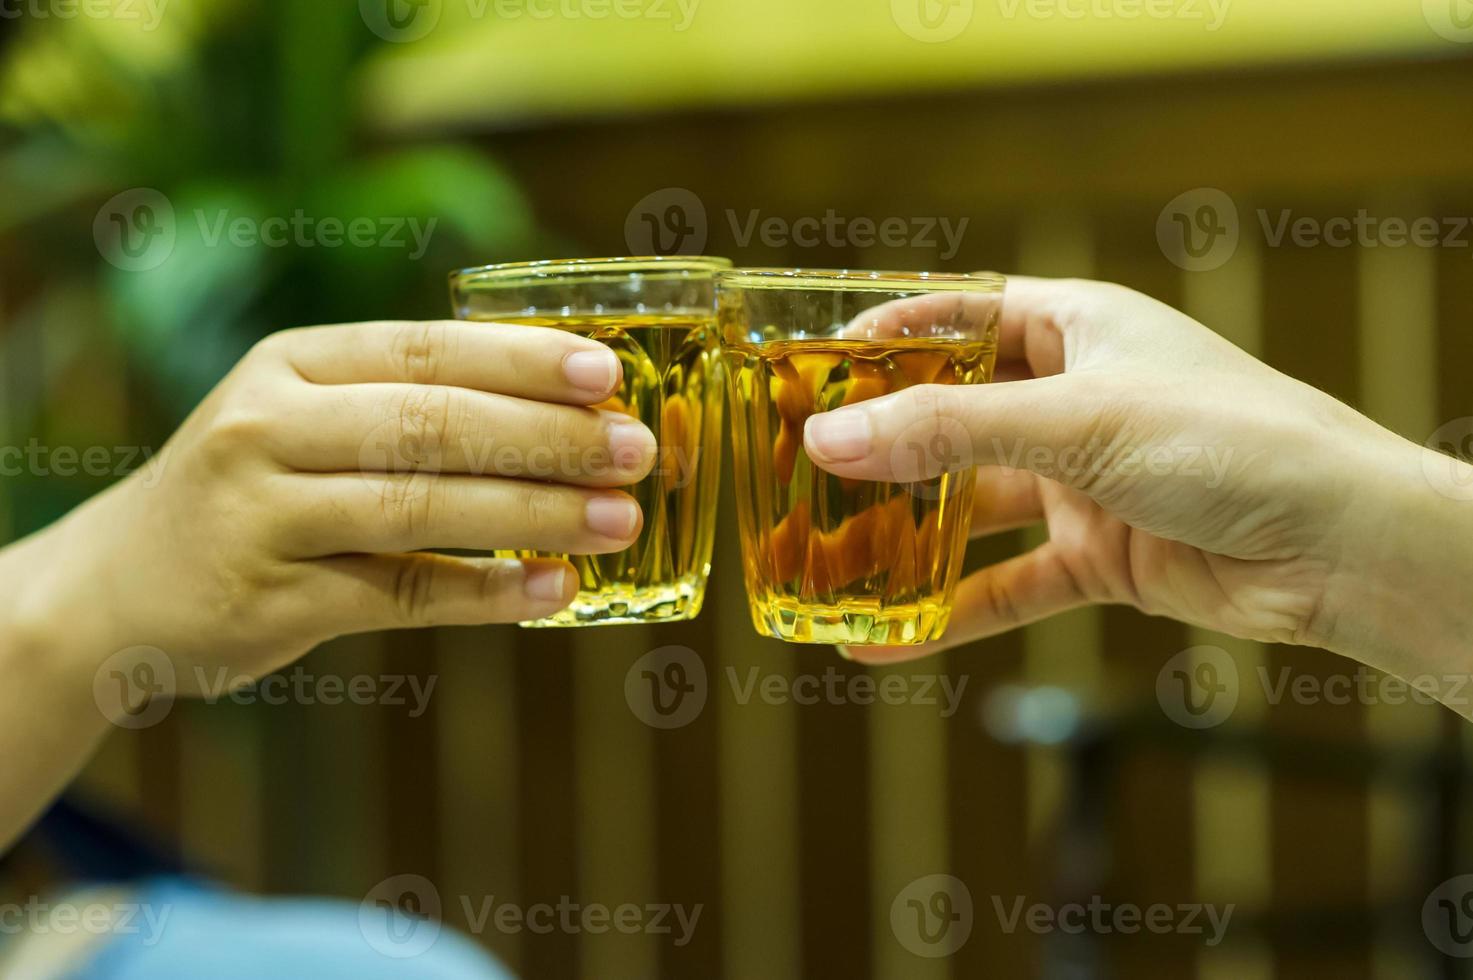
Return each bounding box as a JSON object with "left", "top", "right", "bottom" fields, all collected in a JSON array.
[{"left": 72, "top": 878, "right": 512, "bottom": 980}]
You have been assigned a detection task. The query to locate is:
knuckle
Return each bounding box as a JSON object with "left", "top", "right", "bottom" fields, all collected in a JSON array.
[
  {"left": 530, "top": 410, "right": 579, "bottom": 477},
  {"left": 390, "top": 321, "right": 448, "bottom": 385},
  {"left": 392, "top": 555, "right": 439, "bottom": 626},
  {"left": 518, "top": 484, "right": 568, "bottom": 536},
  {"left": 897, "top": 384, "right": 964, "bottom": 478},
  {"left": 245, "top": 330, "right": 291, "bottom": 365},
  {"left": 906, "top": 384, "right": 959, "bottom": 434},
  {"left": 393, "top": 386, "right": 453, "bottom": 470},
  {"left": 477, "top": 562, "right": 520, "bottom": 605},
  {"left": 380, "top": 471, "right": 439, "bottom": 539},
  {"left": 979, "top": 571, "right": 1023, "bottom": 629},
  {"left": 206, "top": 404, "right": 274, "bottom": 454}
]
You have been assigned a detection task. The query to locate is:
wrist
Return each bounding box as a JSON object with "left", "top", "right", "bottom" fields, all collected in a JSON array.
[
  {"left": 1316, "top": 437, "right": 1473, "bottom": 686},
  {"left": 0, "top": 499, "right": 124, "bottom": 688}
]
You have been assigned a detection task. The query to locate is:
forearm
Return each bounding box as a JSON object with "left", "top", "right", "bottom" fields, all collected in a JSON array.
[
  {"left": 1319, "top": 438, "right": 1473, "bottom": 717},
  {"left": 0, "top": 509, "right": 117, "bottom": 852}
]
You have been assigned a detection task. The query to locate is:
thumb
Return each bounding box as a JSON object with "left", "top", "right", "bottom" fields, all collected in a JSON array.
[{"left": 803, "top": 375, "right": 1118, "bottom": 483}]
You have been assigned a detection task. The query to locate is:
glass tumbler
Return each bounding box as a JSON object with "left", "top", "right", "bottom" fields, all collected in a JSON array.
[
  {"left": 719, "top": 269, "right": 1004, "bottom": 645},
  {"left": 450, "top": 256, "right": 729, "bottom": 627}
]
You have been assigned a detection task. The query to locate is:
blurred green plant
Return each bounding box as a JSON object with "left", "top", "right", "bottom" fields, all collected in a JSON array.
[{"left": 0, "top": 0, "right": 547, "bottom": 421}]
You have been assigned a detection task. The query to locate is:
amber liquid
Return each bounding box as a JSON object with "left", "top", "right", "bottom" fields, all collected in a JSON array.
[
  {"left": 476, "top": 314, "right": 723, "bottom": 627},
  {"left": 725, "top": 339, "right": 996, "bottom": 645}
]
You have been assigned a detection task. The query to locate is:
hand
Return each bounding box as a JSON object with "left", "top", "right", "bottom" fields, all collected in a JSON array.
[
  {"left": 803, "top": 277, "right": 1473, "bottom": 694},
  {"left": 7, "top": 319, "right": 658, "bottom": 694}
]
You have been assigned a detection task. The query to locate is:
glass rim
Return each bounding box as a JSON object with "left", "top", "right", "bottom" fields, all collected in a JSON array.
[
  {"left": 450, "top": 255, "right": 733, "bottom": 288},
  {"left": 718, "top": 268, "right": 1006, "bottom": 292}
]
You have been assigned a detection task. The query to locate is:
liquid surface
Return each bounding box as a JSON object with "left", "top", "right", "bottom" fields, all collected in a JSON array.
[
  {"left": 475, "top": 314, "right": 723, "bottom": 627},
  {"left": 725, "top": 339, "right": 996, "bottom": 645}
]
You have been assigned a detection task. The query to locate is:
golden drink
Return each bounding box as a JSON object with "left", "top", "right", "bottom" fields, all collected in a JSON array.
[
  {"left": 473, "top": 313, "right": 723, "bottom": 627},
  {"left": 725, "top": 338, "right": 995, "bottom": 645}
]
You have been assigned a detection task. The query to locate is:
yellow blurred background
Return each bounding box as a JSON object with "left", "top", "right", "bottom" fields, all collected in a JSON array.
[{"left": 3, "top": 0, "right": 1473, "bottom": 976}]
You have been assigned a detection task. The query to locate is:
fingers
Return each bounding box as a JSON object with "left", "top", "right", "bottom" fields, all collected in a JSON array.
[
  {"left": 840, "top": 541, "right": 1089, "bottom": 665},
  {"left": 970, "top": 467, "right": 1044, "bottom": 538},
  {"left": 841, "top": 275, "right": 1095, "bottom": 371},
  {"left": 804, "top": 373, "right": 1112, "bottom": 483},
  {"left": 839, "top": 289, "right": 1005, "bottom": 345},
  {"left": 279, "top": 472, "right": 643, "bottom": 558},
  {"left": 273, "top": 383, "right": 656, "bottom": 487},
  {"left": 274, "top": 320, "right": 624, "bottom": 406},
  {"left": 312, "top": 554, "right": 579, "bottom": 632}
]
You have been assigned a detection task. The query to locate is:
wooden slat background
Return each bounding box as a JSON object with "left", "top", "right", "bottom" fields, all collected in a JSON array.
[{"left": 3, "top": 53, "right": 1471, "bottom": 978}]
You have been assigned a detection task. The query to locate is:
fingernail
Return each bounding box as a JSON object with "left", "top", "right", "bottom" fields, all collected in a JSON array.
[
  {"left": 586, "top": 496, "right": 640, "bottom": 540},
  {"left": 806, "top": 411, "right": 873, "bottom": 463},
  {"left": 605, "top": 416, "right": 656, "bottom": 472},
  {"left": 564, "top": 349, "right": 619, "bottom": 394},
  {"left": 836, "top": 646, "right": 855, "bottom": 661},
  {"left": 524, "top": 564, "right": 569, "bottom": 602}
]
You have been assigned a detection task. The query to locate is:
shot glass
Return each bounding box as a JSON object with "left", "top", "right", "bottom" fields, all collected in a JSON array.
[
  {"left": 450, "top": 256, "right": 730, "bottom": 627},
  {"left": 718, "top": 269, "right": 1005, "bottom": 645}
]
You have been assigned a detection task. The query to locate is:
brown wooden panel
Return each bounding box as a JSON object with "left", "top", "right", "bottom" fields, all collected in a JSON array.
[
  {"left": 795, "top": 647, "right": 873, "bottom": 980},
  {"left": 943, "top": 223, "right": 1035, "bottom": 977},
  {"left": 382, "top": 630, "right": 443, "bottom": 881},
  {"left": 517, "top": 629, "right": 581, "bottom": 979},
  {"left": 1261, "top": 210, "right": 1371, "bottom": 979},
  {"left": 1095, "top": 211, "right": 1197, "bottom": 977},
  {"left": 653, "top": 613, "right": 725, "bottom": 978}
]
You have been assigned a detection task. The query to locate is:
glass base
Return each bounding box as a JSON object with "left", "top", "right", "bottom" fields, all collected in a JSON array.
[
  {"left": 520, "top": 579, "right": 707, "bottom": 629},
  {"left": 748, "top": 597, "right": 952, "bottom": 646}
]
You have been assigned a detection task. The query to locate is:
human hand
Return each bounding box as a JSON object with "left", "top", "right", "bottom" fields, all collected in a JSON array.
[
  {"left": 10, "top": 320, "right": 657, "bottom": 695},
  {"left": 803, "top": 277, "right": 1473, "bottom": 690}
]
